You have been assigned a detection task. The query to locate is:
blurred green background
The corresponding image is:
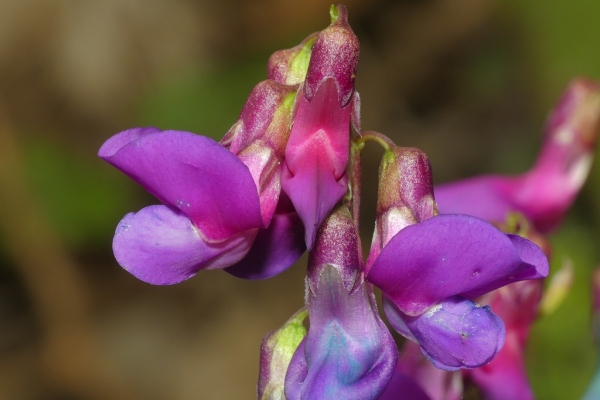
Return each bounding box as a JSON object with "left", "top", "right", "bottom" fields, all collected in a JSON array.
[{"left": 0, "top": 0, "right": 599, "bottom": 399}]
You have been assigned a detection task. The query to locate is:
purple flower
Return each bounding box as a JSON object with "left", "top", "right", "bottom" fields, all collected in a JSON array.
[
  {"left": 435, "top": 78, "right": 600, "bottom": 233},
  {"left": 100, "top": 80, "right": 304, "bottom": 284},
  {"left": 281, "top": 5, "right": 361, "bottom": 248},
  {"left": 284, "top": 207, "right": 397, "bottom": 400},
  {"left": 99, "top": 128, "right": 264, "bottom": 284},
  {"left": 363, "top": 146, "right": 549, "bottom": 370},
  {"left": 100, "top": 5, "right": 367, "bottom": 283},
  {"left": 433, "top": 79, "right": 599, "bottom": 395}
]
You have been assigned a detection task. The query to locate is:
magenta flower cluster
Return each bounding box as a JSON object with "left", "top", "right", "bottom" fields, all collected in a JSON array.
[{"left": 99, "top": 5, "right": 600, "bottom": 399}]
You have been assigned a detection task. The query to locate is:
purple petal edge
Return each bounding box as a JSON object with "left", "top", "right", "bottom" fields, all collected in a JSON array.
[
  {"left": 113, "top": 205, "right": 256, "bottom": 285},
  {"left": 100, "top": 128, "right": 263, "bottom": 241},
  {"left": 367, "top": 214, "right": 548, "bottom": 316}
]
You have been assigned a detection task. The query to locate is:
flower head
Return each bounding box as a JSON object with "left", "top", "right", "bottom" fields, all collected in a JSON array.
[{"left": 363, "top": 145, "right": 549, "bottom": 370}]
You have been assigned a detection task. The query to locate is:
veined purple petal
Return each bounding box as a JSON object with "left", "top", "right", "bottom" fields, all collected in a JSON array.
[
  {"left": 282, "top": 79, "right": 351, "bottom": 248},
  {"left": 99, "top": 128, "right": 263, "bottom": 241},
  {"left": 113, "top": 205, "right": 257, "bottom": 285},
  {"left": 385, "top": 296, "right": 506, "bottom": 371},
  {"left": 282, "top": 161, "right": 347, "bottom": 250},
  {"left": 225, "top": 209, "right": 305, "bottom": 280},
  {"left": 98, "top": 126, "right": 162, "bottom": 155},
  {"left": 285, "top": 266, "right": 397, "bottom": 400},
  {"left": 366, "top": 214, "right": 548, "bottom": 316}
]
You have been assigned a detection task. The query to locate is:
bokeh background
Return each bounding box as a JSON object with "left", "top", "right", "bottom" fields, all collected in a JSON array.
[{"left": 1, "top": 0, "right": 599, "bottom": 399}]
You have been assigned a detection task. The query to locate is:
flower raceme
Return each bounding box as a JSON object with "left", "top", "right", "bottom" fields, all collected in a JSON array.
[
  {"left": 98, "top": 5, "right": 563, "bottom": 399},
  {"left": 99, "top": 5, "right": 359, "bottom": 284}
]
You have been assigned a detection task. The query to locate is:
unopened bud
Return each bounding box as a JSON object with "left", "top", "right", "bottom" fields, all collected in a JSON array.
[
  {"left": 367, "top": 147, "right": 438, "bottom": 268},
  {"left": 258, "top": 309, "right": 308, "bottom": 400},
  {"left": 304, "top": 4, "right": 359, "bottom": 107},
  {"left": 307, "top": 206, "right": 361, "bottom": 294},
  {"left": 268, "top": 33, "right": 317, "bottom": 86}
]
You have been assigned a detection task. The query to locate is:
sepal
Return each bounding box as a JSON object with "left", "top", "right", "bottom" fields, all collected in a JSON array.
[{"left": 258, "top": 309, "right": 308, "bottom": 400}]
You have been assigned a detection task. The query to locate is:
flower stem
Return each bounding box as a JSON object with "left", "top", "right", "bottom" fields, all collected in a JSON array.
[{"left": 354, "top": 131, "right": 395, "bottom": 151}]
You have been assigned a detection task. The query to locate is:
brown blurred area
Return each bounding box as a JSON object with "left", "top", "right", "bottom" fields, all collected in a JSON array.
[{"left": 0, "top": 0, "right": 593, "bottom": 399}]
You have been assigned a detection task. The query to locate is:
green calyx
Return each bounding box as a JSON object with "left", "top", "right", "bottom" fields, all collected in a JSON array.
[
  {"left": 268, "top": 308, "right": 307, "bottom": 354},
  {"left": 287, "top": 37, "right": 316, "bottom": 86},
  {"left": 259, "top": 309, "right": 307, "bottom": 400},
  {"left": 329, "top": 4, "right": 340, "bottom": 23}
]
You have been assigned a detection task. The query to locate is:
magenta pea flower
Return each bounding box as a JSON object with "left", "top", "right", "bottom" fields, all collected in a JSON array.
[
  {"left": 363, "top": 145, "right": 549, "bottom": 370},
  {"left": 99, "top": 127, "right": 265, "bottom": 285},
  {"left": 284, "top": 207, "right": 397, "bottom": 400},
  {"left": 100, "top": 5, "right": 364, "bottom": 284},
  {"left": 435, "top": 78, "right": 600, "bottom": 233},
  {"left": 433, "top": 79, "right": 599, "bottom": 395},
  {"left": 281, "top": 5, "right": 361, "bottom": 248},
  {"left": 99, "top": 77, "right": 304, "bottom": 284}
]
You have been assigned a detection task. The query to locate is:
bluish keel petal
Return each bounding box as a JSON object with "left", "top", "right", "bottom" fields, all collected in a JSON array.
[
  {"left": 285, "top": 266, "right": 397, "bottom": 400},
  {"left": 385, "top": 296, "right": 506, "bottom": 371}
]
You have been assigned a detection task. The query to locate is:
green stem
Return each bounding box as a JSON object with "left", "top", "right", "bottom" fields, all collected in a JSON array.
[{"left": 354, "top": 131, "right": 395, "bottom": 151}]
